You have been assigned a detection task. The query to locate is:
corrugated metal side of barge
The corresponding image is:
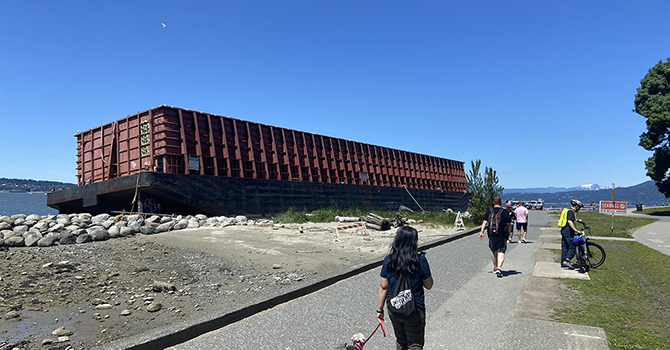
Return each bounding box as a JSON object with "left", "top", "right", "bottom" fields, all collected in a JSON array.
[{"left": 73, "top": 105, "right": 468, "bottom": 193}]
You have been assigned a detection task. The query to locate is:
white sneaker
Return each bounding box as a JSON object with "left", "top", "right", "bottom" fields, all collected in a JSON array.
[
  {"left": 522, "top": 238, "right": 527, "bottom": 243},
  {"left": 518, "top": 240, "right": 522, "bottom": 244}
]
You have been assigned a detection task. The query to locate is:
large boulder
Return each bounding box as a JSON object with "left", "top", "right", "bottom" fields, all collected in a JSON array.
[
  {"left": 140, "top": 226, "right": 156, "bottom": 235},
  {"left": 10, "top": 214, "right": 26, "bottom": 221},
  {"left": 90, "top": 229, "right": 109, "bottom": 241},
  {"left": 26, "top": 214, "right": 42, "bottom": 221},
  {"left": 99, "top": 220, "right": 114, "bottom": 229},
  {"left": 119, "top": 226, "right": 136, "bottom": 237},
  {"left": 49, "top": 223, "right": 65, "bottom": 233},
  {"left": 56, "top": 217, "right": 70, "bottom": 226},
  {"left": 173, "top": 219, "right": 188, "bottom": 230},
  {"left": 77, "top": 213, "right": 92, "bottom": 225},
  {"left": 91, "top": 213, "right": 110, "bottom": 223},
  {"left": 32, "top": 221, "right": 50, "bottom": 232},
  {"left": 23, "top": 219, "right": 38, "bottom": 227},
  {"left": 76, "top": 234, "right": 93, "bottom": 244},
  {"left": 108, "top": 226, "right": 120, "bottom": 238},
  {"left": 24, "top": 232, "right": 43, "bottom": 247},
  {"left": 155, "top": 222, "right": 172, "bottom": 233},
  {"left": 59, "top": 234, "right": 77, "bottom": 245},
  {"left": 187, "top": 218, "right": 200, "bottom": 229},
  {"left": 13, "top": 225, "right": 29, "bottom": 236},
  {"left": 5, "top": 236, "right": 25, "bottom": 247},
  {"left": 38, "top": 235, "right": 59, "bottom": 247},
  {"left": 146, "top": 215, "right": 161, "bottom": 224}
]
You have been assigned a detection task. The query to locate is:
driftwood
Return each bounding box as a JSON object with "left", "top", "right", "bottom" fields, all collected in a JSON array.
[
  {"left": 335, "top": 216, "right": 361, "bottom": 222},
  {"left": 390, "top": 213, "right": 408, "bottom": 228},
  {"left": 364, "top": 213, "right": 391, "bottom": 230},
  {"left": 365, "top": 222, "right": 382, "bottom": 231}
]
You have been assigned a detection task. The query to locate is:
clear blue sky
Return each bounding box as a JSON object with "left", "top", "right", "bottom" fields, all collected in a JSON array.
[{"left": 1, "top": 1, "right": 667, "bottom": 189}]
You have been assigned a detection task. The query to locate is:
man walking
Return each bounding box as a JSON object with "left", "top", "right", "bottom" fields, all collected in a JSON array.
[
  {"left": 506, "top": 204, "right": 516, "bottom": 243},
  {"left": 514, "top": 201, "right": 529, "bottom": 243},
  {"left": 479, "top": 197, "right": 512, "bottom": 277}
]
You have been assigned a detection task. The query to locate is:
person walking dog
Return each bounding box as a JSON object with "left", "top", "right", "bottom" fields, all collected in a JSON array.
[{"left": 377, "top": 226, "right": 434, "bottom": 350}]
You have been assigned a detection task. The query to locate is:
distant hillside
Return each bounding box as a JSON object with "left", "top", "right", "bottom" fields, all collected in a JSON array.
[
  {"left": 504, "top": 184, "right": 610, "bottom": 194},
  {"left": 505, "top": 181, "right": 670, "bottom": 208},
  {"left": 0, "top": 178, "right": 76, "bottom": 192}
]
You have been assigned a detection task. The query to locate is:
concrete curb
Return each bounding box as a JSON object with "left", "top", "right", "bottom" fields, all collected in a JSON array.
[{"left": 93, "top": 226, "right": 480, "bottom": 350}]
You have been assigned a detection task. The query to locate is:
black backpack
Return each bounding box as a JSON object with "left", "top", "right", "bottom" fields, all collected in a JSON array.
[
  {"left": 487, "top": 208, "right": 505, "bottom": 235},
  {"left": 387, "top": 273, "right": 416, "bottom": 317}
]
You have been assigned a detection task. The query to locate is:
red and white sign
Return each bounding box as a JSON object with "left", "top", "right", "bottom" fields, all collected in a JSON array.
[{"left": 599, "top": 201, "right": 627, "bottom": 214}]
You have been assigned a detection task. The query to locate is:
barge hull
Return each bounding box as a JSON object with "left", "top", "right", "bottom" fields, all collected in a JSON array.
[{"left": 48, "top": 172, "right": 471, "bottom": 216}]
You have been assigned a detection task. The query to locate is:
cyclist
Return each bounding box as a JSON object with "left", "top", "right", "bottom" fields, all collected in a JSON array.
[{"left": 558, "top": 199, "right": 583, "bottom": 269}]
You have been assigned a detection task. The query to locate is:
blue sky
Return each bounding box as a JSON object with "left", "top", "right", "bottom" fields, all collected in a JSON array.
[{"left": 1, "top": 1, "right": 668, "bottom": 189}]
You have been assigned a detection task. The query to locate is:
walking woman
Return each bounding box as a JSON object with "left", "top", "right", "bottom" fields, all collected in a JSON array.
[{"left": 377, "top": 226, "right": 434, "bottom": 350}]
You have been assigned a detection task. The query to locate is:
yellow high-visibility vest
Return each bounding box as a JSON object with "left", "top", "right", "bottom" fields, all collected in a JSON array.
[{"left": 557, "top": 208, "right": 574, "bottom": 227}]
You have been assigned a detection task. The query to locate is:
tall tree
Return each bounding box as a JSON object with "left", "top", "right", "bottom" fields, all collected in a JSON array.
[
  {"left": 466, "top": 159, "right": 504, "bottom": 224},
  {"left": 635, "top": 58, "right": 670, "bottom": 197}
]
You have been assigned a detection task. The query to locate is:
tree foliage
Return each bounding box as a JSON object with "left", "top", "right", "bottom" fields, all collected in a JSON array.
[
  {"left": 635, "top": 58, "right": 670, "bottom": 197},
  {"left": 466, "top": 159, "right": 504, "bottom": 225}
]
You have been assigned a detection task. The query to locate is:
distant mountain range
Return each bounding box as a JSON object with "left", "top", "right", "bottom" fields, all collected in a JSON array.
[
  {"left": 504, "top": 181, "right": 670, "bottom": 208},
  {"left": 504, "top": 184, "right": 611, "bottom": 194},
  {"left": 0, "top": 178, "right": 76, "bottom": 192}
]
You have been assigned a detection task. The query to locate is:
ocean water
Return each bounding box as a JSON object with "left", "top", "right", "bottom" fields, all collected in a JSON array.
[{"left": 0, "top": 192, "right": 59, "bottom": 216}]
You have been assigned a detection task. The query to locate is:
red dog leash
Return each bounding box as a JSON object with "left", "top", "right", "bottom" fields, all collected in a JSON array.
[{"left": 358, "top": 319, "right": 385, "bottom": 348}]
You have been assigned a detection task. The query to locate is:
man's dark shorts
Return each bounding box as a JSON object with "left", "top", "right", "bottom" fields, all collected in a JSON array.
[
  {"left": 516, "top": 222, "right": 528, "bottom": 231},
  {"left": 488, "top": 235, "right": 507, "bottom": 253}
]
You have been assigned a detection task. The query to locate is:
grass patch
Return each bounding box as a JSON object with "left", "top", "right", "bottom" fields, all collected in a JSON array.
[
  {"left": 553, "top": 241, "right": 670, "bottom": 350},
  {"left": 547, "top": 210, "right": 657, "bottom": 238},
  {"left": 547, "top": 211, "right": 669, "bottom": 349},
  {"left": 271, "top": 206, "right": 474, "bottom": 226},
  {"left": 637, "top": 206, "right": 670, "bottom": 216}
]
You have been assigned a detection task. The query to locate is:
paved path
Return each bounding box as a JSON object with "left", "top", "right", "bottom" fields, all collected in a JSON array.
[
  {"left": 166, "top": 211, "right": 609, "bottom": 350},
  {"left": 624, "top": 209, "right": 670, "bottom": 256}
]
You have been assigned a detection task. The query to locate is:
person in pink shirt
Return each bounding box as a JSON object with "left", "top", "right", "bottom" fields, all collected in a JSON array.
[{"left": 514, "top": 201, "right": 529, "bottom": 243}]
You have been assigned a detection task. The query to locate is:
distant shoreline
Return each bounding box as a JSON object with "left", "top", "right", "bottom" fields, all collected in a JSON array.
[{"left": 0, "top": 190, "right": 49, "bottom": 194}]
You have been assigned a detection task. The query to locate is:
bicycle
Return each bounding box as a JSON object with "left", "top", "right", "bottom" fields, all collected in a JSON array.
[{"left": 571, "top": 219, "right": 606, "bottom": 272}]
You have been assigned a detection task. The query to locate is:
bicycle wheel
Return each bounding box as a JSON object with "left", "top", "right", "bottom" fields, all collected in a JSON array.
[
  {"left": 576, "top": 245, "right": 589, "bottom": 273},
  {"left": 586, "top": 242, "right": 606, "bottom": 268}
]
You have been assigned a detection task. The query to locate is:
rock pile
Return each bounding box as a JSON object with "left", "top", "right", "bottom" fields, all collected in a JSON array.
[{"left": 0, "top": 213, "right": 272, "bottom": 248}]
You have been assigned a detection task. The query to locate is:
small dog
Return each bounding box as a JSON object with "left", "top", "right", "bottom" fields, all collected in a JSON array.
[{"left": 338, "top": 333, "right": 366, "bottom": 350}]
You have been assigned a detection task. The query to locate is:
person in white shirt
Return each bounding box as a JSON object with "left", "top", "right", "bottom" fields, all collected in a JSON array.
[{"left": 514, "top": 201, "right": 529, "bottom": 243}]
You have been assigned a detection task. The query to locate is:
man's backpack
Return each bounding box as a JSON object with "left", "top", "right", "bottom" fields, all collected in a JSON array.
[
  {"left": 386, "top": 273, "right": 416, "bottom": 317},
  {"left": 487, "top": 207, "right": 505, "bottom": 235}
]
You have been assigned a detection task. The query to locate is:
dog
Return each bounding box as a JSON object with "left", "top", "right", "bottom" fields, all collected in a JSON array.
[{"left": 338, "top": 333, "right": 366, "bottom": 350}]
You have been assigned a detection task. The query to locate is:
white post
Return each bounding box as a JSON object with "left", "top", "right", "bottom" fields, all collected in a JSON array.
[{"left": 612, "top": 182, "right": 614, "bottom": 232}]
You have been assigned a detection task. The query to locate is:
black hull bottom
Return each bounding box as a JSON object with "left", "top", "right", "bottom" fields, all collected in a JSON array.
[{"left": 47, "top": 173, "right": 471, "bottom": 216}]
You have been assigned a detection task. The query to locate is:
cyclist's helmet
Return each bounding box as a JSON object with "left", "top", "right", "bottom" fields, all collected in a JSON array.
[{"left": 571, "top": 199, "right": 583, "bottom": 209}]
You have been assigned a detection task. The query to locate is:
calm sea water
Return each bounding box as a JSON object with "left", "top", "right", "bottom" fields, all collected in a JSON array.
[{"left": 0, "top": 192, "right": 59, "bottom": 216}]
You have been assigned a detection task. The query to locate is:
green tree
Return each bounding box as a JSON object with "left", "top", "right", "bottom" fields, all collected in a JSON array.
[
  {"left": 635, "top": 58, "right": 670, "bottom": 197},
  {"left": 466, "top": 159, "right": 504, "bottom": 225}
]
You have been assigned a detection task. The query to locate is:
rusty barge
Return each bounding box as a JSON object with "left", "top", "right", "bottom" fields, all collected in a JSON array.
[{"left": 47, "top": 105, "right": 471, "bottom": 216}]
